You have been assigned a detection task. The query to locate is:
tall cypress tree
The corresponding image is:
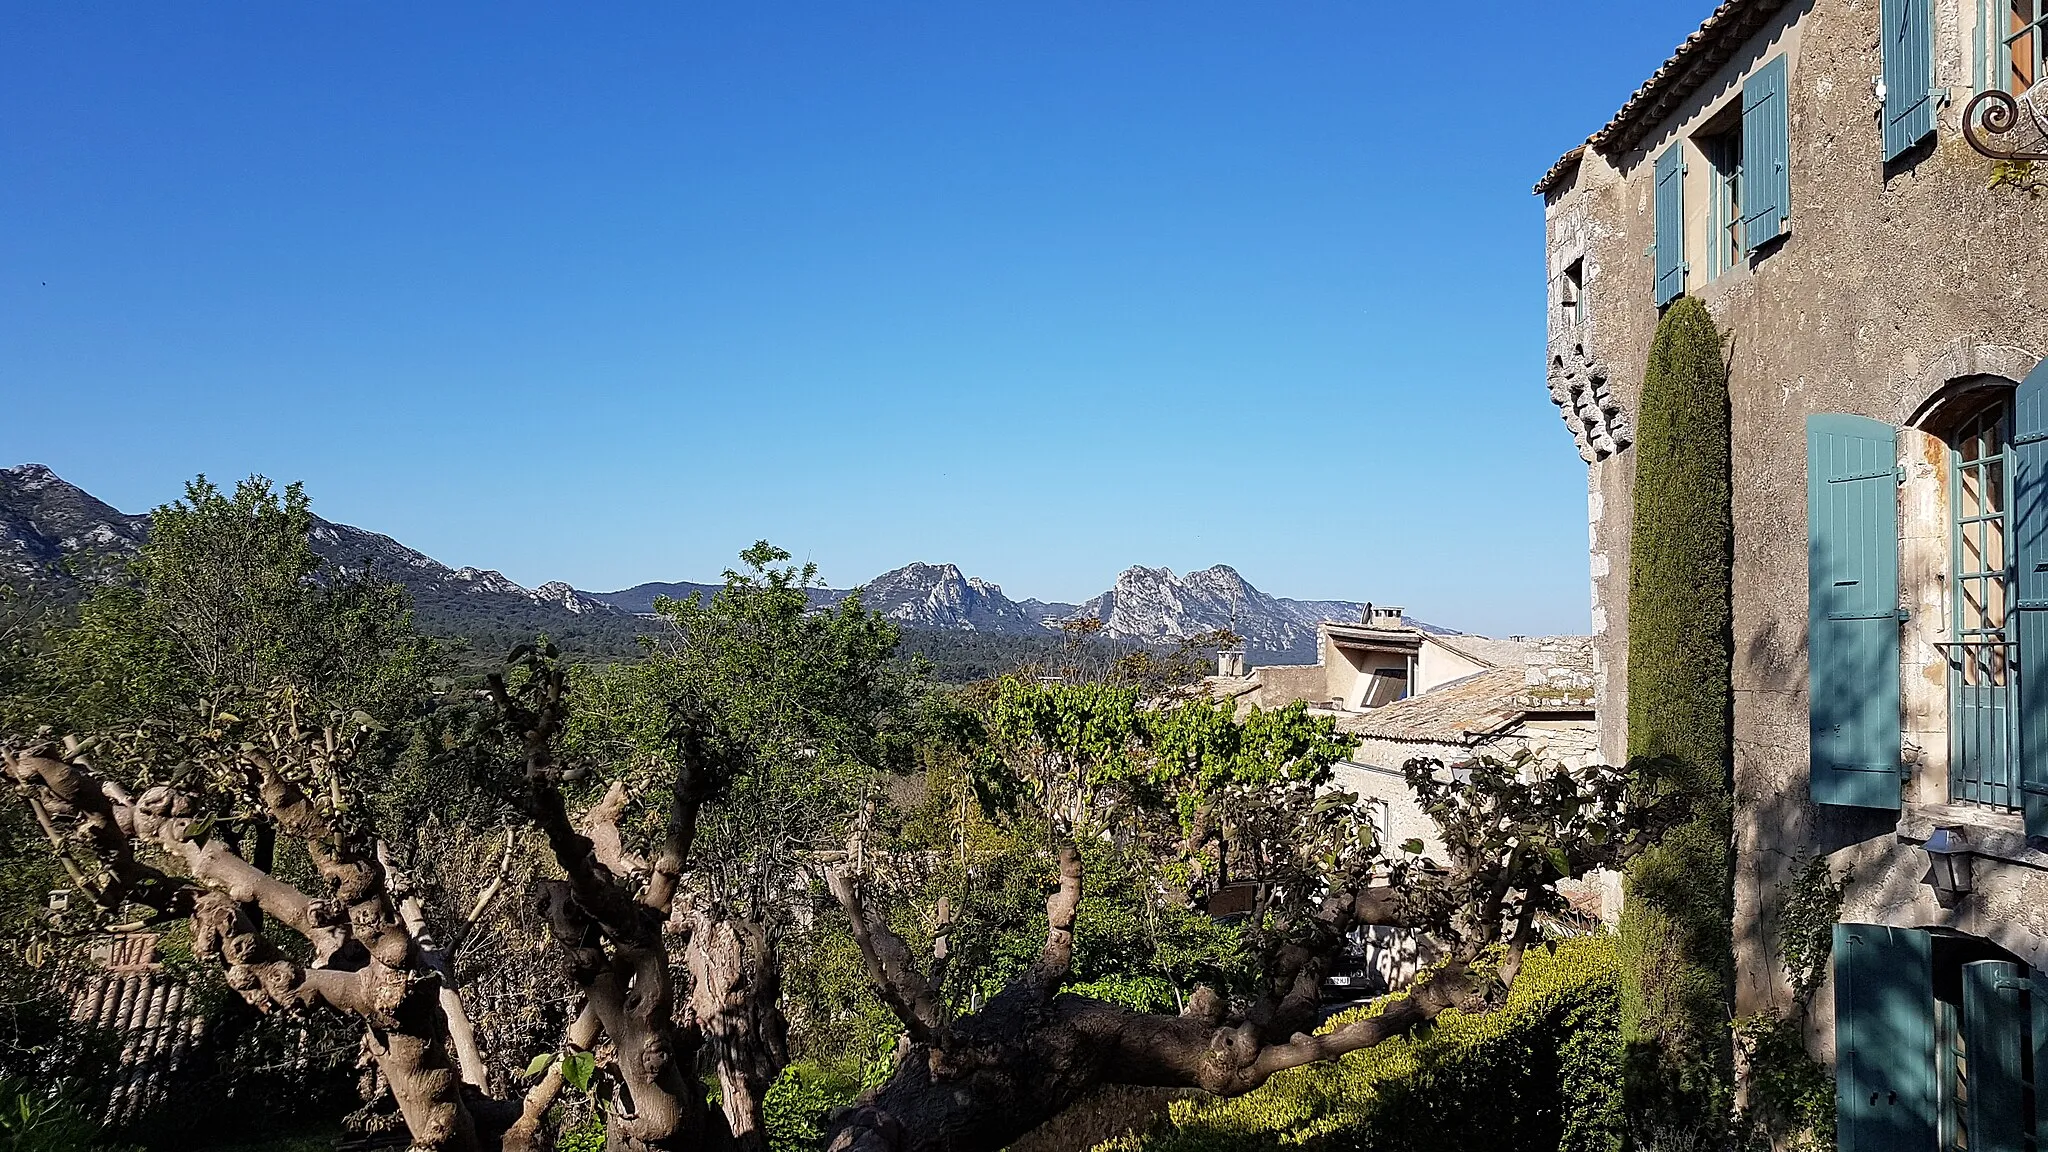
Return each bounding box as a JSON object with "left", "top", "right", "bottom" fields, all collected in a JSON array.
[{"left": 1621, "top": 295, "right": 1735, "bottom": 1128}]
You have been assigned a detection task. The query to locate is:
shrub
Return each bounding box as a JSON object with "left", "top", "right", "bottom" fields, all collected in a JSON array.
[
  {"left": 0, "top": 1080, "right": 110, "bottom": 1152},
  {"left": 1621, "top": 294, "right": 1735, "bottom": 1125},
  {"left": 763, "top": 1061, "right": 862, "bottom": 1152},
  {"left": 1104, "top": 935, "right": 1625, "bottom": 1152},
  {"left": 555, "top": 1118, "right": 605, "bottom": 1152}
]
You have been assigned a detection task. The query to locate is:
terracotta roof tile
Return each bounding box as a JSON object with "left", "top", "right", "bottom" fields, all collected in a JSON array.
[
  {"left": 1535, "top": 0, "right": 1792, "bottom": 192},
  {"left": 1335, "top": 667, "right": 1531, "bottom": 743},
  {"left": 1533, "top": 144, "right": 1586, "bottom": 196}
]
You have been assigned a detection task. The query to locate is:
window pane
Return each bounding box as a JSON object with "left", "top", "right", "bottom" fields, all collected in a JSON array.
[
  {"left": 2013, "top": 0, "right": 2037, "bottom": 92},
  {"left": 1965, "top": 578, "right": 1990, "bottom": 631}
]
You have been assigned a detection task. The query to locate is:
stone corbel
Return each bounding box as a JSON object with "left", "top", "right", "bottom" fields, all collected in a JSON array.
[{"left": 1547, "top": 339, "right": 1631, "bottom": 464}]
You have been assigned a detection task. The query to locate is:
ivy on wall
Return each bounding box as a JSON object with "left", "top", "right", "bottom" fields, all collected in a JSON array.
[
  {"left": 1729, "top": 856, "right": 1846, "bottom": 1151},
  {"left": 1621, "top": 295, "right": 1736, "bottom": 1131}
]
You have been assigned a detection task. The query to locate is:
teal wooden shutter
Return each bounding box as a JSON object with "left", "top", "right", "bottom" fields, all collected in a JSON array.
[
  {"left": 1809, "top": 415, "right": 1904, "bottom": 808},
  {"left": 1834, "top": 924, "right": 1937, "bottom": 1152},
  {"left": 1653, "top": 143, "right": 1686, "bottom": 305},
  {"left": 1882, "top": 0, "right": 1937, "bottom": 160},
  {"left": 1742, "top": 56, "right": 1790, "bottom": 252},
  {"left": 2014, "top": 360, "right": 2048, "bottom": 837},
  {"left": 2032, "top": 968, "right": 2048, "bottom": 1150},
  {"left": 1963, "top": 960, "right": 2028, "bottom": 1152}
]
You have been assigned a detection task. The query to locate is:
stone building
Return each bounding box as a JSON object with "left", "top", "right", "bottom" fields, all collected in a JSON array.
[
  {"left": 1208, "top": 612, "right": 1598, "bottom": 878},
  {"left": 1539, "top": 0, "right": 2048, "bottom": 1145}
]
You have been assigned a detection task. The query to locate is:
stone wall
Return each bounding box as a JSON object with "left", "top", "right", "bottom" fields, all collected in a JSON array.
[{"left": 1543, "top": 0, "right": 2048, "bottom": 1045}]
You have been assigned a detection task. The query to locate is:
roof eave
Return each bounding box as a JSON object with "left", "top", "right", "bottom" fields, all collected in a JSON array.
[
  {"left": 1590, "top": 0, "right": 1792, "bottom": 159},
  {"left": 1532, "top": 144, "right": 1587, "bottom": 196}
]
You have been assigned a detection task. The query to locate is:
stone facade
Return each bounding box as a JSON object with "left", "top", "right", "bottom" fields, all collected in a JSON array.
[{"left": 1540, "top": 0, "right": 2048, "bottom": 1088}]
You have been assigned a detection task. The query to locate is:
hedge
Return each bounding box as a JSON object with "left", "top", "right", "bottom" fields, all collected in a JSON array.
[
  {"left": 1102, "top": 934, "right": 1625, "bottom": 1152},
  {"left": 1620, "top": 294, "right": 1735, "bottom": 1124}
]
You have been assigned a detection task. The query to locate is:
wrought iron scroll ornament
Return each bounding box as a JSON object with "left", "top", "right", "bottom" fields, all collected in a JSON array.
[{"left": 1964, "top": 88, "right": 2048, "bottom": 162}]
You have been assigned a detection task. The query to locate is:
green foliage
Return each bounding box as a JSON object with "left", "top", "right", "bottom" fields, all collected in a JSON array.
[
  {"left": 1061, "top": 973, "right": 1183, "bottom": 1013},
  {"left": 1107, "top": 936, "right": 1625, "bottom": 1152},
  {"left": 23, "top": 475, "right": 430, "bottom": 730},
  {"left": 1988, "top": 158, "right": 2045, "bottom": 196},
  {"left": 1732, "top": 1014, "right": 1835, "bottom": 1152},
  {"left": 1775, "top": 857, "right": 1845, "bottom": 1004},
  {"left": 565, "top": 541, "right": 922, "bottom": 914},
  {"left": 554, "top": 1117, "right": 607, "bottom": 1152},
  {"left": 778, "top": 914, "right": 902, "bottom": 1085},
  {"left": 1622, "top": 294, "right": 1735, "bottom": 1124},
  {"left": 0, "top": 1080, "right": 121, "bottom": 1152},
  {"left": 763, "top": 1061, "right": 861, "bottom": 1152}
]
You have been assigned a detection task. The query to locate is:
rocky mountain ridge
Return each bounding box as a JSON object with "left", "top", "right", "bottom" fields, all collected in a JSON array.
[{"left": 3, "top": 464, "right": 1428, "bottom": 662}]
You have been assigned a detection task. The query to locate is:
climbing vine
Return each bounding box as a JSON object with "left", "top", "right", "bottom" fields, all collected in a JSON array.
[
  {"left": 1733, "top": 1013, "right": 1837, "bottom": 1152},
  {"left": 1776, "top": 856, "right": 1846, "bottom": 1003},
  {"left": 1729, "top": 856, "right": 1845, "bottom": 1151}
]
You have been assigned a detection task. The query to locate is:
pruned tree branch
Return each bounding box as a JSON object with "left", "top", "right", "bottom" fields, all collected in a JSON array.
[{"left": 826, "top": 867, "right": 948, "bottom": 1048}]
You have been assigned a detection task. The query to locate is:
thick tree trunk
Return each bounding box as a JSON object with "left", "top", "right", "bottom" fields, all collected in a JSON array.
[
  {"left": 369, "top": 1009, "right": 479, "bottom": 1152},
  {"left": 585, "top": 946, "right": 732, "bottom": 1152},
  {"left": 825, "top": 972, "right": 1471, "bottom": 1152},
  {"left": 688, "top": 916, "right": 789, "bottom": 1152}
]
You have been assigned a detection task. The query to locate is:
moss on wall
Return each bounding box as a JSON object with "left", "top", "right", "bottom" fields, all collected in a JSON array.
[{"left": 1621, "top": 295, "right": 1735, "bottom": 1128}]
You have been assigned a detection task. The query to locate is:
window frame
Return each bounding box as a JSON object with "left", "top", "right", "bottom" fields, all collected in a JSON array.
[
  {"left": 1702, "top": 128, "right": 1744, "bottom": 281},
  {"left": 1980, "top": 0, "right": 2048, "bottom": 96},
  {"left": 1947, "top": 397, "right": 2023, "bottom": 811},
  {"left": 1560, "top": 258, "right": 1586, "bottom": 329}
]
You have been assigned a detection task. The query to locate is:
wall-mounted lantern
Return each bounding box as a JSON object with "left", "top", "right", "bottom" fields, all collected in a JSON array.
[{"left": 1923, "top": 826, "right": 1974, "bottom": 903}]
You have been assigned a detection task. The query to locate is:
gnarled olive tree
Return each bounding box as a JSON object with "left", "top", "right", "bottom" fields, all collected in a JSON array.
[
  {"left": 817, "top": 741, "right": 1640, "bottom": 1152},
  {"left": 3, "top": 697, "right": 512, "bottom": 1152}
]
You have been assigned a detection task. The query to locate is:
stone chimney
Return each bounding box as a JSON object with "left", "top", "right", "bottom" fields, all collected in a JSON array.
[
  {"left": 1217, "top": 648, "right": 1247, "bottom": 678},
  {"left": 1365, "top": 603, "right": 1406, "bottom": 629}
]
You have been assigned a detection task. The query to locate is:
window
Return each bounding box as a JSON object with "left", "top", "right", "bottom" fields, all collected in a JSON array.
[
  {"left": 1663, "top": 55, "right": 1787, "bottom": 303},
  {"left": 1365, "top": 797, "right": 1391, "bottom": 847},
  {"left": 1929, "top": 933, "right": 2036, "bottom": 1152},
  {"left": 1703, "top": 128, "right": 1744, "bottom": 280},
  {"left": 1653, "top": 143, "right": 1685, "bottom": 305},
  {"left": 1884, "top": 0, "right": 1938, "bottom": 160},
  {"left": 1360, "top": 665, "right": 1408, "bottom": 708},
  {"left": 1947, "top": 397, "right": 2020, "bottom": 809},
  {"left": 2010, "top": 0, "right": 2047, "bottom": 92},
  {"left": 1560, "top": 258, "right": 1586, "bottom": 328},
  {"left": 1976, "top": 0, "right": 2048, "bottom": 95}
]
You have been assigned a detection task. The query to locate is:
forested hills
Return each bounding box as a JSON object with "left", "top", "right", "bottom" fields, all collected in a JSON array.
[{"left": 2, "top": 463, "right": 1432, "bottom": 675}]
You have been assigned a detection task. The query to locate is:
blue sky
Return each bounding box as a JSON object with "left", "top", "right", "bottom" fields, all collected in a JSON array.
[{"left": 4, "top": 3, "right": 1707, "bottom": 636}]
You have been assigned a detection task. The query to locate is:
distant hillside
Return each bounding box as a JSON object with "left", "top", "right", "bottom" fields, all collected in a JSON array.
[
  {"left": 1, "top": 464, "right": 651, "bottom": 669},
  {"left": 4, "top": 463, "right": 1450, "bottom": 675},
  {"left": 598, "top": 561, "right": 1424, "bottom": 663}
]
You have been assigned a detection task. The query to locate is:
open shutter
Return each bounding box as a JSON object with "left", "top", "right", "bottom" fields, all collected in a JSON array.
[
  {"left": 1809, "top": 415, "right": 1904, "bottom": 808},
  {"left": 1882, "top": 0, "right": 1937, "bottom": 160},
  {"left": 1834, "top": 924, "right": 1937, "bottom": 1152},
  {"left": 1741, "top": 55, "right": 1790, "bottom": 252},
  {"left": 2014, "top": 361, "right": 2048, "bottom": 837},
  {"left": 1963, "top": 960, "right": 2028, "bottom": 1152},
  {"left": 2032, "top": 968, "right": 2048, "bottom": 1151},
  {"left": 1653, "top": 143, "right": 1686, "bottom": 305}
]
